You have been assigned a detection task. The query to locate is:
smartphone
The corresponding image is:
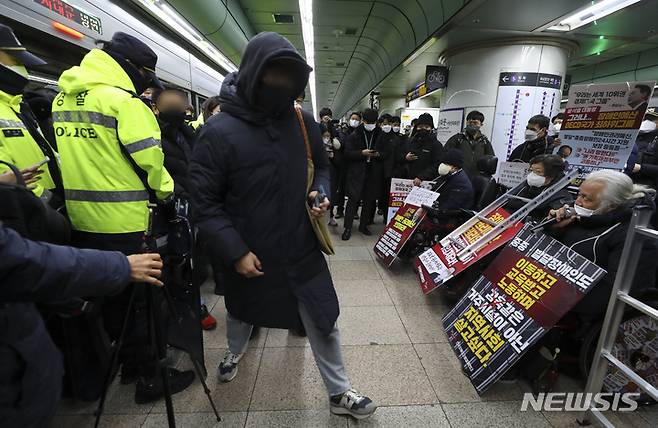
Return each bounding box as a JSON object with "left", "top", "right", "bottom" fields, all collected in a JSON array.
[{"left": 313, "top": 185, "right": 327, "bottom": 208}]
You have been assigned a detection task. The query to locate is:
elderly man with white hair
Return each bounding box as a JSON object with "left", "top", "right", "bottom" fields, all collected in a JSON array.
[{"left": 549, "top": 169, "right": 658, "bottom": 318}]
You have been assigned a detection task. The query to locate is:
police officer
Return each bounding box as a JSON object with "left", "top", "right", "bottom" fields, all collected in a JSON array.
[
  {"left": 0, "top": 24, "right": 62, "bottom": 202},
  {"left": 52, "top": 32, "right": 194, "bottom": 403}
]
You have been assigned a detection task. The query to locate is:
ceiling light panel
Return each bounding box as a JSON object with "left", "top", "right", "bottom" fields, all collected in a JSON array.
[{"left": 548, "top": 0, "right": 643, "bottom": 32}]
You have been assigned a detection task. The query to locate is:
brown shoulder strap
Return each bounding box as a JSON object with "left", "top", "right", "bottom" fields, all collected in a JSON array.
[{"left": 294, "top": 106, "right": 313, "bottom": 161}]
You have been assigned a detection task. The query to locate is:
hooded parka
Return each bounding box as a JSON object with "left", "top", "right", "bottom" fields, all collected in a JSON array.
[{"left": 190, "top": 32, "right": 338, "bottom": 334}]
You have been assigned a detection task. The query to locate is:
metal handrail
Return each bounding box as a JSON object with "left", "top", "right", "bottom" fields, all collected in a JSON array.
[{"left": 581, "top": 207, "right": 658, "bottom": 426}]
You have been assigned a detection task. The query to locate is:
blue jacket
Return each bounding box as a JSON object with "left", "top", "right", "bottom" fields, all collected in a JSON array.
[
  {"left": 435, "top": 169, "right": 475, "bottom": 210},
  {"left": 0, "top": 225, "right": 130, "bottom": 428}
]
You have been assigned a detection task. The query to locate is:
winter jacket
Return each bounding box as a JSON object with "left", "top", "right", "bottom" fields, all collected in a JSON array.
[
  {"left": 444, "top": 132, "right": 494, "bottom": 179},
  {"left": 549, "top": 197, "right": 658, "bottom": 318},
  {"left": 344, "top": 125, "right": 390, "bottom": 201},
  {"left": 160, "top": 119, "right": 195, "bottom": 200},
  {"left": 509, "top": 136, "right": 554, "bottom": 162},
  {"left": 406, "top": 132, "right": 444, "bottom": 180},
  {"left": 433, "top": 169, "right": 475, "bottom": 210},
  {"left": 190, "top": 32, "right": 338, "bottom": 334},
  {"left": 0, "top": 225, "right": 129, "bottom": 428}
]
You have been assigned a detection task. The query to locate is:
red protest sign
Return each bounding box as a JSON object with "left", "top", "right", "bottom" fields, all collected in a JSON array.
[
  {"left": 374, "top": 186, "right": 440, "bottom": 266},
  {"left": 416, "top": 207, "right": 523, "bottom": 294}
]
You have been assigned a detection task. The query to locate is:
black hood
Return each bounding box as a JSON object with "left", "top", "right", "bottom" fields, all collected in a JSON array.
[{"left": 219, "top": 32, "right": 311, "bottom": 129}]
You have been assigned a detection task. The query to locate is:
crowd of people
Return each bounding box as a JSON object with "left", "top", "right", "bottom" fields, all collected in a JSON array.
[{"left": 1, "top": 22, "right": 658, "bottom": 427}]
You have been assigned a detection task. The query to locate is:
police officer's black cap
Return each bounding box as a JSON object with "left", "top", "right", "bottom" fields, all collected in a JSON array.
[
  {"left": 104, "top": 32, "right": 163, "bottom": 88},
  {"left": 0, "top": 24, "right": 46, "bottom": 66}
]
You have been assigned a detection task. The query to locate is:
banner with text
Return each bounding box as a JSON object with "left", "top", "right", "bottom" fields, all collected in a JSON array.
[
  {"left": 436, "top": 108, "right": 465, "bottom": 144},
  {"left": 375, "top": 186, "right": 440, "bottom": 266},
  {"left": 560, "top": 81, "right": 655, "bottom": 183},
  {"left": 387, "top": 178, "right": 433, "bottom": 223},
  {"left": 416, "top": 207, "right": 523, "bottom": 294},
  {"left": 442, "top": 226, "right": 606, "bottom": 394},
  {"left": 498, "top": 162, "right": 530, "bottom": 189}
]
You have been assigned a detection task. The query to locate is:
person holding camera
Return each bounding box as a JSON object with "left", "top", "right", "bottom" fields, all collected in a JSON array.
[{"left": 0, "top": 223, "right": 163, "bottom": 428}]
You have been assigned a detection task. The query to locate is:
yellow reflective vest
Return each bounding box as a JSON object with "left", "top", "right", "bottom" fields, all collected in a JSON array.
[
  {"left": 53, "top": 49, "right": 173, "bottom": 234},
  {"left": 0, "top": 90, "right": 57, "bottom": 197}
]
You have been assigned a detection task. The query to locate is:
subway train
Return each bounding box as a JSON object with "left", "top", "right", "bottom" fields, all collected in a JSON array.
[{"left": 1, "top": 1, "right": 658, "bottom": 428}]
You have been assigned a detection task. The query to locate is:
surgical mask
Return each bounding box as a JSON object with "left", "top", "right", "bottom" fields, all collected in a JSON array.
[
  {"left": 381, "top": 124, "right": 392, "bottom": 133},
  {"left": 5, "top": 64, "right": 28, "bottom": 79},
  {"left": 553, "top": 122, "right": 562, "bottom": 133},
  {"left": 640, "top": 119, "right": 657, "bottom": 133},
  {"left": 322, "top": 136, "right": 331, "bottom": 145},
  {"left": 574, "top": 204, "right": 595, "bottom": 217},
  {"left": 392, "top": 125, "right": 400, "bottom": 133},
  {"left": 525, "top": 129, "right": 539, "bottom": 141},
  {"left": 364, "top": 123, "right": 376, "bottom": 132},
  {"left": 438, "top": 163, "right": 452, "bottom": 176},
  {"left": 349, "top": 119, "right": 360, "bottom": 128},
  {"left": 464, "top": 124, "right": 479, "bottom": 137},
  {"left": 526, "top": 171, "right": 546, "bottom": 187}
]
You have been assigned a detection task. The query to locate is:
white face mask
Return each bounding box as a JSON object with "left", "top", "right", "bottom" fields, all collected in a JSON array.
[
  {"left": 364, "top": 123, "right": 376, "bottom": 132},
  {"left": 553, "top": 122, "right": 562, "bottom": 132},
  {"left": 392, "top": 125, "right": 400, "bottom": 133},
  {"left": 574, "top": 204, "right": 596, "bottom": 217},
  {"left": 349, "top": 119, "right": 360, "bottom": 128},
  {"left": 323, "top": 137, "right": 331, "bottom": 145},
  {"left": 438, "top": 163, "right": 453, "bottom": 176},
  {"left": 640, "top": 119, "right": 657, "bottom": 133},
  {"left": 381, "top": 124, "right": 392, "bottom": 133},
  {"left": 525, "top": 129, "right": 539, "bottom": 141},
  {"left": 4, "top": 64, "right": 28, "bottom": 79},
  {"left": 526, "top": 171, "right": 546, "bottom": 187}
]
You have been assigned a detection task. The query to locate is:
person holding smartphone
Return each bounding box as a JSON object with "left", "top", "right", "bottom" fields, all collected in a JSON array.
[{"left": 342, "top": 108, "right": 389, "bottom": 240}]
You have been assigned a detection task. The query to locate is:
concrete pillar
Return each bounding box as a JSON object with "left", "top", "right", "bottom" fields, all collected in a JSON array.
[{"left": 439, "top": 38, "right": 578, "bottom": 160}]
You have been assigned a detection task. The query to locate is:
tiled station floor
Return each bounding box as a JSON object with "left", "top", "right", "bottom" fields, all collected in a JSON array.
[{"left": 54, "top": 217, "right": 657, "bottom": 427}]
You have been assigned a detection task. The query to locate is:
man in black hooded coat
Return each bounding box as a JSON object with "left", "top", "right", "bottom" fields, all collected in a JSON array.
[{"left": 189, "top": 32, "right": 376, "bottom": 419}]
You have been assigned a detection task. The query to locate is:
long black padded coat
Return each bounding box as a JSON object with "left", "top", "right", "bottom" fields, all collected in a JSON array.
[{"left": 189, "top": 32, "right": 339, "bottom": 334}]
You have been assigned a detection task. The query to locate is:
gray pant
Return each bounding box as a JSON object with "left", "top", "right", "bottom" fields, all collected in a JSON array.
[{"left": 226, "top": 302, "right": 351, "bottom": 397}]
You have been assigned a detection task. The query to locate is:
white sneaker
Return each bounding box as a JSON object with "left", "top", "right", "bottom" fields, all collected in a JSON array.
[
  {"left": 330, "top": 388, "right": 377, "bottom": 419},
  {"left": 217, "top": 350, "right": 243, "bottom": 382}
]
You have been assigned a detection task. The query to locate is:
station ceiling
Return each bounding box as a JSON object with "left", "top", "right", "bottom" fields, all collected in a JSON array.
[{"left": 163, "top": 0, "right": 658, "bottom": 116}]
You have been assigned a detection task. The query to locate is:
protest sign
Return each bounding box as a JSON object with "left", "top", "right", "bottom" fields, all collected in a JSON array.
[
  {"left": 386, "top": 178, "right": 432, "bottom": 223},
  {"left": 416, "top": 207, "right": 523, "bottom": 294},
  {"left": 442, "top": 226, "right": 606, "bottom": 394},
  {"left": 559, "top": 81, "right": 656, "bottom": 183},
  {"left": 498, "top": 162, "right": 529, "bottom": 188},
  {"left": 374, "top": 186, "right": 440, "bottom": 266}
]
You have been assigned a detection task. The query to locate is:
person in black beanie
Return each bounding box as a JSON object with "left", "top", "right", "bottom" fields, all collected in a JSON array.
[
  {"left": 431, "top": 148, "right": 474, "bottom": 210},
  {"left": 405, "top": 113, "right": 443, "bottom": 186}
]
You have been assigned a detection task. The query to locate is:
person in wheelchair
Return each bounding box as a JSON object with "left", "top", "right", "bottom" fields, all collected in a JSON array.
[
  {"left": 499, "top": 170, "right": 658, "bottom": 388},
  {"left": 507, "top": 154, "right": 573, "bottom": 222},
  {"left": 430, "top": 149, "right": 474, "bottom": 211},
  {"left": 548, "top": 169, "right": 658, "bottom": 320}
]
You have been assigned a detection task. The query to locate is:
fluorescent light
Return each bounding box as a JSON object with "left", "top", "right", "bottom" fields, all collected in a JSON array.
[
  {"left": 299, "top": 0, "right": 317, "bottom": 118},
  {"left": 135, "top": 0, "right": 237, "bottom": 73},
  {"left": 548, "top": 0, "right": 642, "bottom": 32}
]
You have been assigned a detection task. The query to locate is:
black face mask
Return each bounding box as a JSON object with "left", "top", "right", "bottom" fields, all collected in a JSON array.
[
  {"left": 257, "top": 84, "right": 294, "bottom": 117},
  {"left": 159, "top": 109, "right": 186, "bottom": 128},
  {"left": 415, "top": 129, "right": 430, "bottom": 139},
  {"left": 464, "top": 124, "right": 479, "bottom": 137},
  {"left": 0, "top": 65, "right": 28, "bottom": 96}
]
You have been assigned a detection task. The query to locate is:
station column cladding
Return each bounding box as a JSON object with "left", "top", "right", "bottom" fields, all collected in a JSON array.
[{"left": 439, "top": 38, "right": 578, "bottom": 161}]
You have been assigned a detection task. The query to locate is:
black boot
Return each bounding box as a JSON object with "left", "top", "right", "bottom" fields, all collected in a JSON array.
[
  {"left": 358, "top": 226, "right": 372, "bottom": 236},
  {"left": 342, "top": 229, "right": 352, "bottom": 241},
  {"left": 134, "top": 368, "right": 195, "bottom": 404}
]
